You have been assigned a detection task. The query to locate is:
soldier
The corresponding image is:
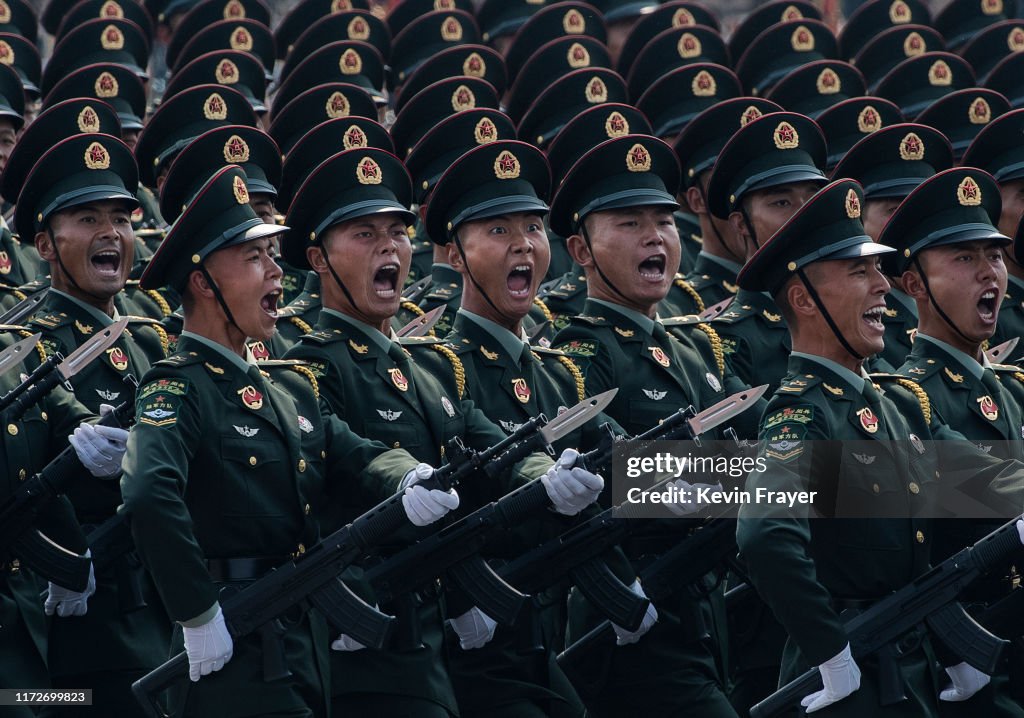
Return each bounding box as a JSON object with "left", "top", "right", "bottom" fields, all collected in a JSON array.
[
  {"left": 422, "top": 139, "right": 638, "bottom": 717},
  {"left": 281, "top": 140, "right": 604, "bottom": 718},
  {"left": 0, "top": 63, "right": 37, "bottom": 290},
  {"left": 880, "top": 167, "right": 1024, "bottom": 716},
  {"left": 5, "top": 133, "right": 171, "bottom": 716},
  {"left": 706, "top": 111, "right": 829, "bottom": 392},
  {"left": 830, "top": 123, "right": 954, "bottom": 370},
  {"left": 120, "top": 164, "right": 460, "bottom": 718},
  {"left": 734, "top": 177, "right": 1024, "bottom": 717},
  {"left": 548, "top": 133, "right": 760, "bottom": 717}
]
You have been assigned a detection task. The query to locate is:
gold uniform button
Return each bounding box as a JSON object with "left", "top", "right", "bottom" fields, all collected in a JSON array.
[
  {"left": 393, "top": 441, "right": 400, "bottom": 448},
  {"left": 298, "top": 459, "right": 306, "bottom": 473},
  {"left": 304, "top": 503, "right": 311, "bottom": 515},
  {"left": 320, "top": 450, "right": 326, "bottom": 459},
  {"left": 915, "top": 530, "right": 925, "bottom": 543},
  {"left": 872, "top": 483, "right": 880, "bottom": 494},
  {"left": 40, "top": 412, "right": 47, "bottom": 421},
  {"left": 7, "top": 423, "right": 17, "bottom": 435},
  {"left": 909, "top": 482, "right": 920, "bottom": 494},
  {"left": 18, "top": 469, "right": 26, "bottom": 481},
  {"left": 249, "top": 456, "right": 257, "bottom": 466}
]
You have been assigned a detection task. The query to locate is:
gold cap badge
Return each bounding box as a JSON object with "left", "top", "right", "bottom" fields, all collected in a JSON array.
[
  {"left": 970, "top": 97, "right": 992, "bottom": 124},
  {"left": 626, "top": 143, "right": 652, "bottom": 172},
  {"left": 585, "top": 76, "right": 608, "bottom": 103},
  {"left": 474, "top": 116, "right": 498, "bottom": 144},
  {"left": 858, "top": 105, "right": 882, "bottom": 133},
  {"left": 347, "top": 17, "right": 370, "bottom": 41},
  {"left": 816, "top": 68, "right": 841, "bottom": 94},
  {"left": 339, "top": 48, "right": 362, "bottom": 75},
  {"left": 678, "top": 32, "right": 702, "bottom": 59},
  {"left": 233, "top": 174, "right": 249, "bottom": 204},
  {"left": 928, "top": 59, "right": 952, "bottom": 86},
  {"left": 230, "top": 27, "right": 253, "bottom": 51},
  {"left": 889, "top": 0, "right": 911, "bottom": 22},
  {"left": 1009, "top": 27, "right": 1024, "bottom": 51},
  {"left": 782, "top": 5, "right": 803, "bottom": 20},
  {"left": 568, "top": 42, "right": 591, "bottom": 68},
  {"left": 983, "top": 0, "right": 1003, "bottom": 15},
  {"left": 673, "top": 8, "right": 695, "bottom": 26},
  {"left": 904, "top": 31, "right": 926, "bottom": 56},
  {"left": 494, "top": 150, "right": 521, "bottom": 179},
  {"left": 563, "top": 8, "right": 584, "bottom": 33},
  {"left": 223, "top": 134, "right": 250, "bottom": 163},
  {"left": 692, "top": 70, "right": 716, "bottom": 96},
  {"left": 845, "top": 188, "right": 861, "bottom": 218},
  {"left": 773, "top": 121, "right": 799, "bottom": 149},
  {"left": 343, "top": 125, "right": 368, "bottom": 149},
  {"left": 331, "top": 0, "right": 353, "bottom": 10},
  {"left": 77, "top": 106, "right": 101, "bottom": 132},
  {"left": 899, "top": 131, "right": 925, "bottom": 160},
  {"left": 740, "top": 105, "right": 763, "bottom": 126},
  {"left": 0, "top": 40, "right": 13, "bottom": 65},
  {"left": 224, "top": 0, "right": 245, "bottom": 19},
  {"left": 100, "top": 1, "right": 124, "bottom": 18},
  {"left": 204, "top": 92, "right": 228, "bottom": 120},
  {"left": 605, "top": 111, "right": 630, "bottom": 137},
  {"left": 451, "top": 84, "right": 475, "bottom": 110},
  {"left": 791, "top": 25, "right": 814, "bottom": 51},
  {"left": 357, "top": 156, "right": 383, "bottom": 185},
  {"left": 326, "top": 91, "right": 350, "bottom": 117},
  {"left": 84, "top": 142, "right": 111, "bottom": 170},
  {"left": 957, "top": 176, "right": 982, "bottom": 206},
  {"left": 441, "top": 16, "right": 463, "bottom": 41},
  {"left": 215, "top": 59, "right": 239, "bottom": 84},
  {"left": 463, "top": 52, "right": 486, "bottom": 77},
  {"left": 95, "top": 71, "right": 118, "bottom": 97},
  {"left": 0, "top": 2, "right": 9, "bottom": 22},
  {"left": 101, "top": 24, "right": 124, "bottom": 50}
]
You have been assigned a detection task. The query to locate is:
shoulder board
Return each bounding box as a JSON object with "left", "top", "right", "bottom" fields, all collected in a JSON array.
[
  {"left": 303, "top": 328, "right": 344, "bottom": 344},
  {"left": 990, "top": 363, "right": 1021, "bottom": 373},
  {"left": 531, "top": 345, "right": 566, "bottom": 357},
  {"left": 777, "top": 374, "right": 823, "bottom": 395},
  {"left": 426, "top": 286, "right": 457, "bottom": 299},
  {"left": 711, "top": 302, "right": 756, "bottom": 324},
  {"left": 661, "top": 314, "right": 703, "bottom": 326},
  {"left": 276, "top": 303, "right": 307, "bottom": 318},
  {"left": 155, "top": 352, "right": 202, "bottom": 368},
  {"left": 29, "top": 312, "right": 71, "bottom": 329},
  {"left": 573, "top": 315, "right": 611, "bottom": 327},
  {"left": 399, "top": 335, "right": 444, "bottom": 347},
  {"left": 258, "top": 359, "right": 309, "bottom": 367},
  {"left": 0, "top": 323, "right": 27, "bottom": 331},
  {"left": 893, "top": 357, "right": 941, "bottom": 381},
  {"left": 400, "top": 299, "right": 425, "bottom": 317},
  {"left": 539, "top": 279, "right": 587, "bottom": 299},
  {"left": 125, "top": 314, "right": 161, "bottom": 325}
]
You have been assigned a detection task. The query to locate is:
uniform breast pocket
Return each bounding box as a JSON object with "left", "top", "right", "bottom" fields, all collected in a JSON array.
[
  {"left": 627, "top": 398, "right": 683, "bottom": 432},
  {"left": 220, "top": 436, "right": 289, "bottom": 518},
  {"left": 835, "top": 452, "right": 906, "bottom": 551},
  {"left": 365, "top": 419, "right": 423, "bottom": 451}
]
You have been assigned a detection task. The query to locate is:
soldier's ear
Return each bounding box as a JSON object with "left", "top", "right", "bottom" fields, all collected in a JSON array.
[
  {"left": 307, "top": 245, "right": 328, "bottom": 273},
  {"left": 727, "top": 210, "right": 748, "bottom": 240},
  {"left": 187, "top": 268, "right": 212, "bottom": 298},
  {"left": 685, "top": 186, "right": 706, "bottom": 216},
  {"left": 447, "top": 240, "right": 464, "bottom": 271},
  {"left": 35, "top": 229, "right": 55, "bottom": 261},
  {"left": 566, "top": 233, "right": 592, "bottom": 267},
  {"left": 900, "top": 268, "right": 927, "bottom": 301},
  {"left": 784, "top": 278, "right": 816, "bottom": 318}
]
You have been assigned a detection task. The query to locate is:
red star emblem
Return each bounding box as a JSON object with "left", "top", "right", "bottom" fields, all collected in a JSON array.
[
  {"left": 777, "top": 125, "right": 796, "bottom": 144},
  {"left": 346, "top": 127, "right": 365, "bottom": 145},
  {"left": 934, "top": 64, "right": 948, "bottom": 79},
  {"left": 88, "top": 144, "right": 107, "bottom": 164},
  {"left": 498, "top": 153, "right": 517, "bottom": 174},
  {"left": 478, "top": 121, "right": 495, "bottom": 138},
  {"left": 683, "top": 37, "right": 696, "bottom": 51},
  {"left": 962, "top": 179, "right": 979, "bottom": 199},
  {"left": 609, "top": 114, "right": 626, "bottom": 131},
  {"left": 219, "top": 61, "right": 236, "bottom": 78},
  {"left": 99, "top": 75, "right": 115, "bottom": 92},
  {"left": 106, "top": 28, "right": 119, "bottom": 44},
  {"left": 467, "top": 56, "right": 482, "bottom": 72},
  {"left": 630, "top": 146, "right": 649, "bottom": 166},
  {"left": 209, "top": 96, "right": 224, "bottom": 113},
  {"left": 226, "top": 137, "right": 246, "bottom": 159},
  {"left": 360, "top": 159, "right": 379, "bottom": 179}
]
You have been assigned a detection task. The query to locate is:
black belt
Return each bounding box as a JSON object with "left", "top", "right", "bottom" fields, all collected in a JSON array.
[
  {"left": 832, "top": 597, "right": 882, "bottom": 612},
  {"left": 207, "top": 556, "right": 287, "bottom": 582}
]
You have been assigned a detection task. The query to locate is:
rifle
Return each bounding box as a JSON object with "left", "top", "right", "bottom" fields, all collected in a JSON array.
[
  {"left": 132, "top": 391, "right": 611, "bottom": 717},
  {"left": 0, "top": 287, "right": 48, "bottom": 326},
  {"left": 0, "top": 317, "right": 129, "bottom": 417},
  {"left": 0, "top": 331, "right": 41, "bottom": 378},
  {"left": 0, "top": 379, "right": 137, "bottom": 590},
  {"left": 750, "top": 518, "right": 1024, "bottom": 718},
  {"left": 359, "top": 390, "right": 618, "bottom": 633}
]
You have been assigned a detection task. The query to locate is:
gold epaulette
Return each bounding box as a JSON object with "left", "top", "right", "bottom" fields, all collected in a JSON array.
[
  {"left": 674, "top": 276, "right": 706, "bottom": 314},
  {"left": 533, "top": 297, "right": 553, "bottom": 322},
  {"left": 894, "top": 378, "right": 931, "bottom": 425},
  {"left": 694, "top": 322, "right": 725, "bottom": 377},
  {"left": 429, "top": 343, "right": 465, "bottom": 399},
  {"left": 150, "top": 322, "right": 170, "bottom": 357},
  {"left": 16, "top": 328, "right": 47, "bottom": 363},
  {"left": 400, "top": 300, "right": 424, "bottom": 317},
  {"left": 289, "top": 315, "right": 314, "bottom": 335},
  {"left": 143, "top": 288, "right": 172, "bottom": 317},
  {"left": 290, "top": 363, "right": 320, "bottom": 400},
  {"left": 556, "top": 355, "right": 586, "bottom": 402},
  {"left": 1014, "top": 372, "right": 1024, "bottom": 386}
]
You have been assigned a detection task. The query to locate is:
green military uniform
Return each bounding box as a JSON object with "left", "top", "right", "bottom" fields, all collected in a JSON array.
[
  {"left": 0, "top": 329, "right": 93, "bottom": 718},
  {"left": 5, "top": 132, "right": 172, "bottom": 715},
  {"left": 121, "top": 164, "right": 419, "bottom": 717},
  {"left": 546, "top": 134, "right": 754, "bottom": 717},
  {"left": 684, "top": 252, "right": 741, "bottom": 309},
  {"left": 879, "top": 288, "right": 919, "bottom": 371},
  {"left": 537, "top": 270, "right": 589, "bottom": 334}
]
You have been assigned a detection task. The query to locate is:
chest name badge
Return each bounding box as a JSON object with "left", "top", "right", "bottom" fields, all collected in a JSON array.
[
  {"left": 441, "top": 395, "right": 455, "bottom": 417},
  {"left": 857, "top": 406, "right": 879, "bottom": 433},
  {"left": 977, "top": 395, "right": 999, "bottom": 421},
  {"left": 107, "top": 346, "right": 129, "bottom": 371},
  {"left": 238, "top": 385, "right": 263, "bottom": 410},
  {"left": 298, "top": 415, "right": 314, "bottom": 433},
  {"left": 648, "top": 346, "right": 670, "bottom": 367},
  {"left": 512, "top": 378, "right": 531, "bottom": 403},
  {"left": 389, "top": 367, "right": 409, "bottom": 391}
]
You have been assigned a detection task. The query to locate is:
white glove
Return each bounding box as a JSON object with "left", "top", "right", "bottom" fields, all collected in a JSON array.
[
  {"left": 665, "top": 479, "right": 723, "bottom": 517},
  {"left": 801, "top": 643, "right": 862, "bottom": 713},
  {"left": 183, "top": 605, "right": 234, "bottom": 682},
  {"left": 541, "top": 448, "right": 604, "bottom": 516},
  {"left": 449, "top": 606, "right": 498, "bottom": 650},
  {"left": 940, "top": 662, "right": 991, "bottom": 702},
  {"left": 400, "top": 462, "right": 434, "bottom": 490},
  {"left": 44, "top": 551, "right": 95, "bottom": 617},
  {"left": 1016, "top": 517, "right": 1023, "bottom": 545},
  {"left": 331, "top": 633, "right": 367, "bottom": 652},
  {"left": 402, "top": 485, "right": 459, "bottom": 526},
  {"left": 611, "top": 580, "right": 658, "bottom": 645},
  {"left": 69, "top": 407, "right": 129, "bottom": 478}
]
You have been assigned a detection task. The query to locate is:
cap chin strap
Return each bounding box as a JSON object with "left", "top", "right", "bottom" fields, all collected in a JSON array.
[
  {"left": 452, "top": 233, "right": 519, "bottom": 328},
  {"left": 199, "top": 265, "right": 244, "bottom": 337},
  {"left": 796, "top": 268, "right": 864, "bottom": 362},
  {"left": 579, "top": 223, "right": 635, "bottom": 305},
  {"left": 318, "top": 246, "right": 363, "bottom": 318},
  {"left": 911, "top": 256, "right": 976, "bottom": 346},
  {"left": 739, "top": 207, "right": 760, "bottom": 256},
  {"left": 47, "top": 227, "right": 113, "bottom": 306},
  {"left": 697, "top": 184, "right": 744, "bottom": 265}
]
